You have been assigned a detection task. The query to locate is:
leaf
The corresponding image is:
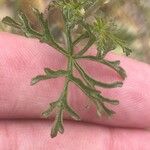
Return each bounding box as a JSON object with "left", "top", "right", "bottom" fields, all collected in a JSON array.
[
  {"left": 42, "top": 101, "right": 59, "bottom": 118},
  {"left": 74, "top": 61, "right": 93, "bottom": 88},
  {"left": 95, "top": 100, "right": 116, "bottom": 116},
  {"left": 3, "top": 12, "right": 42, "bottom": 38},
  {"left": 51, "top": 109, "right": 64, "bottom": 138},
  {"left": 31, "top": 75, "right": 50, "bottom": 85},
  {"left": 90, "top": 18, "right": 132, "bottom": 58},
  {"left": 17, "top": 11, "right": 42, "bottom": 38},
  {"left": 32, "top": 8, "right": 68, "bottom": 56},
  {"left": 31, "top": 69, "right": 68, "bottom": 85},
  {"left": 44, "top": 68, "right": 68, "bottom": 77},
  {"left": 56, "top": 0, "right": 86, "bottom": 28},
  {"left": 101, "top": 59, "right": 127, "bottom": 79},
  {"left": 74, "top": 61, "right": 123, "bottom": 88},
  {"left": 69, "top": 75, "right": 102, "bottom": 100},
  {"left": 2, "top": 16, "right": 22, "bottom": 29},
  {"left": 100, "top": 96, "right": 119, "bottom": 105},
  {"left": 70, "top": 75, "right": 119, "bottom": 107},
  {"left": 2, "top": 0, "right": 129, "bottom": 139},
  {"left": 107, "top": 60, "right": 120, "bottom": 66},
  {"left": 32, "top": 8, "right": 50, "bottom": 38},
  {"left": 75, "top": 56, "right": 127, "bottom": 79},
  {"left": 65, "top": 104, "right": 80, "bottom": 120},
  {"left": 101, "top": 102, "right": 116, "bottom": 116},
  {"left": 94, "top": 100, "right": 105, "bottom": 116}
]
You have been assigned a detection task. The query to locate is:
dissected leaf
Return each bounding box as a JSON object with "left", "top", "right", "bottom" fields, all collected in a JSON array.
[
  {"left": 100, "top": 96, "right": 119, "bottom": 105},
  {"left": 70, "top": 75, "right": 119, "bottom": 115},
  {"left": 101, "top": 102, "right": 116, "bottom": 116},
  {"left": 51, "top": 109, "right": 64, "bottom": 138},
  {"left": 42, "top": 101, "right": 59, "bottom": 118},
  {"left": 107, "top": 60, "right": 121, "bottom": 66},
  {"left": 74, "top": 61, "right": 123, "bottom": 88},
  {"left": 2, "top": 0, "right": 131, "bottom": 138},
  {"left": 56, "top": 0, "right": 86, "bottom": 28},
  {"left": 100, "top": 59, "right": 127, "bottom": 79},
  {"left": 32, "top": 8, "right": 52, "bottom": 40},
  {"left": 94, "top": 100, "right": 116, "bottom": 116},
  {"left": 31, "top": 69, "right": 67, "bottom": 85},
  {"left": 2, "top": 16, "right": 22, "bottom": 29},
  {"left": 94, "top": 100, "right": 105, "bottom": 116},
  {"left": 71, "top": 75, "right": 103, "bottom": 101},
  {"left": 44, "top": 68, "right": 68, "bottom": 77},
  {"left": 31, "top": 75, "right": 50, "bottom": 85},
  {"left": 18, "top": 11, "right": 42, "bottom": 37},
  {"left": 76, "top": 56, "right": 127, "bottom": 79},
  {"left": 69, "top": 75, "right": 102, "bottom": 100},
  {"left": 89, "top": 18, "right": 132, "bottom": 58},
  {"left": 65, "top": 103, "right": 80, "bottom": 120}
]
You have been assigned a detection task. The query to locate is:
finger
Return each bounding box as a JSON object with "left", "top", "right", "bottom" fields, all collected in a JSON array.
[
  {"left": 0, "top": 32, "right": 150, "bottom": 128},
  {"left": 0, "top": 120, "right": 149, "bottom": 150}
]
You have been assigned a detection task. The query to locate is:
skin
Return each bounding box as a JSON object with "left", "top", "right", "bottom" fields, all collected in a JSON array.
[{"left": 0, "top": 32, "right": 150, "bottom": 149}]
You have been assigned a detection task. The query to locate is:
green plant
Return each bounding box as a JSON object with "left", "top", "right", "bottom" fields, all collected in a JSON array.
[{"left": 2, "top": 0, "right": 131, "bottom": 138}]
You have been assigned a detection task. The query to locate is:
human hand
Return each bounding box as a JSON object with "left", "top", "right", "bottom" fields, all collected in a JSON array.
[{"left": 0, "top": 32, "right": 150, "bottom": 150}]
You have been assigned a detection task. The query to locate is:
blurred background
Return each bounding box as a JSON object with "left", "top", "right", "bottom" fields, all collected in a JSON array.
[{"left": 0, "top": 0, "right": 150, "bottom": 64}]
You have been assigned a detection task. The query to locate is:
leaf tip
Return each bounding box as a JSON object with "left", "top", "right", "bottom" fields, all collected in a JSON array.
[
  {"left": 112, "top": 100, "right": 119, "bottom": 105},
  {"left": 117, "top": 82, "right": 123, "bottom": 87},
  {"left": 51, "top": 131, "right": 57, "bottom": 138},
  {"left": 30, "top": 78, "right": 37, "bottom": 86}
]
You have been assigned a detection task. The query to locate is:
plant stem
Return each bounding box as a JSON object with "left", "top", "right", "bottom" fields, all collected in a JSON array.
[
  {"left": 59, "top": 56, "right": 73, "bottom": 109},
  {"left": 60, "top": 23, "right": 74, "bottom": 105},
  {"left": 66, "top": 29, "right": 73, "bottom": 55}
]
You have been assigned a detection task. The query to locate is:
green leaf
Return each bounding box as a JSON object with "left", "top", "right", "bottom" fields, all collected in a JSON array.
[
  {"left": 92, "top": 97, "right": 116, "bottom": 116},
  {"left": 32, "top": 8, "right": 68, "bottom": 56},
  {"left": 100, "top": 59, "right": 127, "bottom": 79},
  {"left": 2, "top": 1, "right": 130, "bottom": 138},
  {"left": 65, "top": 104, "right": 80, "bottom": 120},
  {"left": 44, "top": 68, "right": 68, "bottom": 77},
  {"left": 69, "top": 75, "right": 102, "bottom": 100},
  {"left": 94, "top": 100, "right": 106, "bottom": 116},
  {"left": 94, "top": 100, "right": 116, "bottom": 116},
  {"left": 101, "top": 102, "right": 116, "bottom": 116},
  {"left": 56, "top": 0, "right": 86, "bottom": 28},
  {"left": 31, "top": 75, "right": 50, "bottom": 85},
  {"left": 70, "top": 75, "right": 119, "bottom": 113},
  {"left": 51, "top": 109, "right": 64, "bottom": 138},
  {"left": 100, "top": 96, "right": 119, "bottom": 105},
  {"left": 2, "top": 16, "right": 22, "bottom": 29},
  {"left": 89, "top": 18, "right": 132, "bottom": 58},
  {"left": 76, "top": 56, "right": 127, "bottom": 79},
  {"left": 74, "top": 61, "right": 123, "bottom": 88},
  {"left": 42, "top": 101, "right": 59, "bottom": 118},
  {"left": 107, "top": 60, "right": 121, "bottom": 66},
  {"left": 32, "top": 8, "right": 52, "bottom": 40},
  {"left": 31, "top": 69, "right": 68, "bottom": 85},
  {"left": 2, "top": 12, "right": 42, "bottom": 38},
  {"left": 18, "top": 11, "right": 42, "bottom": 38},
  {"left": 72, "top": 75, "right": 115, "bottom": 100}
]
